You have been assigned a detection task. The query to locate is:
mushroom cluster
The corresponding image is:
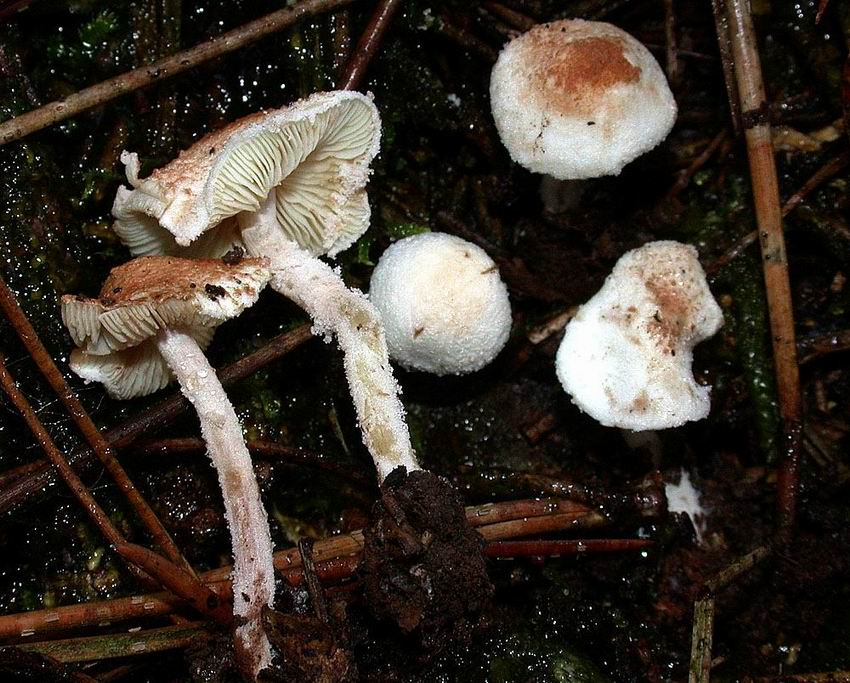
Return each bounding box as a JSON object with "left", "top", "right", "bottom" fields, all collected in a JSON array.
[
  {"left": 112, "top": 90, "right": 417, "bottom": 483},
  {"left": 62, "top": 255, "right": 276, "bottom": 677}
]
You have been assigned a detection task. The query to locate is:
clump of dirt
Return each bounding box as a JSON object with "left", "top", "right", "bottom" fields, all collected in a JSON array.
[
  {"left": 261, "top": 607, "right": 356, "bottom": 683},
  {"left": 361, "top": 467, "right": 493, "bottom": 653}
]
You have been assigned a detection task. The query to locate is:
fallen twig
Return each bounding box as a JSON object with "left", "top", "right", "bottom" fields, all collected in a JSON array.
[
  {"left": 11, "top": 623, "right": 206, "bottom": 664},
  {"left": 724, "top": 0, "right": 803, "bottom": 543},
  {"left": 0, "top": 355, "right": 127, "bottom": 554},
  {"left": 0, "top": 275, "right": 190, "bottom": 574},
  {"left": 0, "top": 497, "right": 616, "bottom": 639},
  {"left": 337, "top": 0, "right": 403, "bottom": 91},
  {"left": 710, "top": 148, "right": 850, "bottom": 273},
  {"left": 688, "top": 546, "right": 771, "bottom": 683},
  {"left": 0, "top": 324, "right": 313, "bottom": 514},
  {"left": 688, "top": 596, "right": 715, "bottom": 683},
  {"left": 0, "top": 0, "right": 357, "bottom": 145},
  {"left": 130, "top": 437, "right": 373, "bottom": 490},
  {"left": 485, "top": 538, "right": 652, "bottom": 558},
  {"left": 482, "top": 1, "right": 536, "bottom": 31},
  {"left": 113, "top": 543, "right": 232, "bottom": 626}
]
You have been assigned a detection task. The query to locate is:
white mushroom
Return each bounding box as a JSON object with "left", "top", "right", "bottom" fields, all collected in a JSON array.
[
  {"left": 368, "top": 232, "right": 512, "bottom": 375},
  {"left": 489, "top": 19, "right": 677, "bottom": 180},
  {"left": 62, "top": 256, "right": 276, "bottom": 678},
  {"left": 110, "top": 91, "right": 419, "bottom": 484},
  {"left": 555, "top": 241, "right": 723, "bottom": 431}
]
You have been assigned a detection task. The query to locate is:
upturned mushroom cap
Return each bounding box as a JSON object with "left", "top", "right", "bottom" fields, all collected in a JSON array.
[
  {"left": 490, "top": 19, "right": 677, "bottom": 180},
  {"left": 112, "top": 90, "right": 381, "bottom": 258},
  {"left": 369, "top": 232, "right": 512, "bottom": 375},
  {"left": 61, "top": 255, "right": 269, "bottom": 399},
  {"left": 555, "top": 241, "right": 722, "bottom": 431}
]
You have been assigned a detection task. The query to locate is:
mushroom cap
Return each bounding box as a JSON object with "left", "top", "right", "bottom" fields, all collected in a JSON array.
[
  {"left": 489, "top": 19, "right": 677, "bottom": 180},
  {"left": 62, "top": 255, "right": 269, "bottom": 399},
  {"left": 369, "top": 232, "right": 512, "bottom": 375},
  {"left": 555, "top": 241, "right": 722, "bottom": 431},
  {"left": 112, "top": 90, "right": 381, "bottom": 258}
]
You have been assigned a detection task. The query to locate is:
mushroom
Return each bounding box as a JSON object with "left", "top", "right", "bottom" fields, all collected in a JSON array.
[
  {"left": 555, "top": 241, "right": 723, "bottom": 431},
  {"left": 108, "top": 95, "right": 493, "bottom": 643},
  {"left": 61, "top": 255, "right": 276, "bottom": 678},
  {"left": 368, "top": 232, "right": 512, "bottom": 375},
  {"left": 110, "top": 91, "right": 418, "bottom": 483},
  {"left": 489, "top": 19, "right": 677, "bottom": 184}
]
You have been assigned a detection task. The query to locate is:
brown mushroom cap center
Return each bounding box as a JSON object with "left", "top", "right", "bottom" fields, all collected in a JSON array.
[{"left": 525, "top": 34, "right": 641, "bottom": 117}]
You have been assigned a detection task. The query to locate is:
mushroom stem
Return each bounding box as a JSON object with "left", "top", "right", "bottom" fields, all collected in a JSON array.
[
  {"left": 239, "top": 210, "right": 420, "bottom": 483},
  {"left": 156, "top": 328, "right": 274, "bottom": 678}
]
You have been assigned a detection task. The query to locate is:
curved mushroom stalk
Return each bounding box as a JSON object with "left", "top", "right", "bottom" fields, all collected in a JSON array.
[
  {"left": 63, "top": 256, "right": 276, "bottom": 680},
  {"left": 240, "top": 203, "right": 419, "bottom": 482},
  {"left": 157, "top": 328, "right": 275, "bottom": 676}
]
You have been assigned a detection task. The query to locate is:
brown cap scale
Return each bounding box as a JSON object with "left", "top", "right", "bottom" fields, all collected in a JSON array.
[{"left": 62, "top": 255, "right": 269, "bottom": 398}]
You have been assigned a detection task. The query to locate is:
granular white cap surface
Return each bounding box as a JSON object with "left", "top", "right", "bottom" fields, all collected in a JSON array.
[
  {"left": 490, "top": 19, "right": 677, "bottom": 179},
  {"left": 556, "top": 241, "right": 722, "bottom": 431},
  {"left": 369, "top": 232, "right": 512, "bottom": 375}
]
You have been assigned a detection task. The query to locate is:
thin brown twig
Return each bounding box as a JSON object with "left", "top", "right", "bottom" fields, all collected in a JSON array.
[
  {"left": 337, "top": 0, "right": 403, "bottom": 91},
  {"left": 482, "top": 1, "right": 535, "bottom": 31},
  {"left": 0, "top": 0, "right": 357, "bottom": 145},
  {"left": 113, "top": 542, "right": 232, "bottom": 625},
  {"left": 129, "top": 437, "right": 374, "bottom": 489},
  {"left": 688, "top": 546, "right": 771, "bottom": 682},
  {"left": 711, "top": 146, "right": 850, "bottom": 274},
  {"left": 664, "top": 0, "right": 679, "bottom": 87},
  {"left": 666, "top": 130, "right": 728, "bottom": 201},
  {"left": 298, "top": 539, "right": 330, "bottom": 623},
  {"left": 0, "top": 497, "right": 607, "bottom": 638},
  {"left": 0, "top": 324, "right": 314, "bottom": 514},
  {"left": 438, "top": 17, "right": 498, "bottom": 61},
  {"left": 485, "top": 538, "right": 652, "bottom": 558},
  {"left": 0, "top": 355, "right": 126, "bottom": 551},
  {"left": 0, "top": 275, "right": 190, "bottom": 574},
  {"left": 711, "top": 0, "right": 742, "bottom": 136},
  {"left": 724, "top": 0, "right": 803, "bottom": 542}
]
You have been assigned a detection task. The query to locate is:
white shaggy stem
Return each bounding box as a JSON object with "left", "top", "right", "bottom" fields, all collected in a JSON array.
[
  {"left": 156, "top": 329, "right": 274, "bottom": 678},
  {"left": 240, "top": 208, "right": 420, "bottom": 483}
]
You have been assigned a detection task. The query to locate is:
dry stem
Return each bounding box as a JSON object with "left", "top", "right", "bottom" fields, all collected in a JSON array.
[
  {"left": 337, "top": 0, "right": 403, "bottom": 91},
  {"left": 0, "top": 324, "right": 313, "bottom": 513},
  {"left": 724, "top": 0, "right": 803, "bottom": 542},
  {"left": 0, "top": 275, "right": 189, "bottom": 572},
  {"left": 0, "top": 497, "right": 610, "bottom": 640}
]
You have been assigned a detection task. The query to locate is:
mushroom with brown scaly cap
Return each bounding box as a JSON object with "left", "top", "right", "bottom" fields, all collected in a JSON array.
[
  {"left": 490, "top": 19, "right": 677, "bottom": 180},
  {"left": 61, "top": 255, "right": 276, "bottom": 679},
  {"left": 111, "top": 90, "right": 417, "bottom": 484},
  {"left": 555, "top": 241, "right": 723, "bottom": 431}
]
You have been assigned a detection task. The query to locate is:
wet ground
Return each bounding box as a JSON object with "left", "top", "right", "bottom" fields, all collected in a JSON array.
[{"left": 1, "top": 0, "right": 850, "bottom": 680}]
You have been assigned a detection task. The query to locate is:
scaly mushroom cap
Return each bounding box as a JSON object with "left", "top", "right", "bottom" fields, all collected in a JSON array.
[
  {"left": 490, "top": 19, "right": 677, "bottom": 179},
  {"left": 555, "top": 241, "right": 722, "bottom": 431},
  {"left": 62, "top": 255, "right": 269, "bottom": 399},
  {"left": 369, "top": 232, "right": 512, "bottom": 375},
  {"left": 112, "top": 90, "right": 381, "bottom": 258}
]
